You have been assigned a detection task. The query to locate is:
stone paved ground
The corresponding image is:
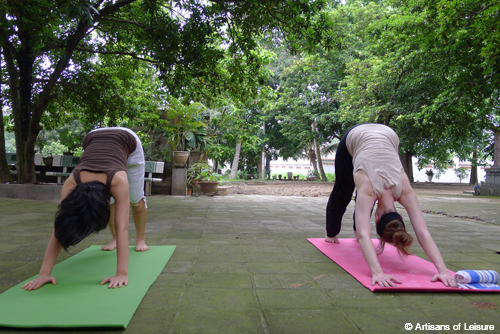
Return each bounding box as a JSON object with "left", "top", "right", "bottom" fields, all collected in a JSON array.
[{"left": 0, "top": 192, "right": 499, "bottom": 334}]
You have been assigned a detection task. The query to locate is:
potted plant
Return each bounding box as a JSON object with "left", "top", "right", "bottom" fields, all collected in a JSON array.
[
  {"left": 425, "top": 169, "right": 434, "bottom": 182},
  {"left": 41, "top": 141, "right": 69, "bottom": 166},
  {"left": 162, "top": 96, "right": 206, "bottom": 167},
  {"left": 188, "top": 161, "right": 220, "bottom": 194}
]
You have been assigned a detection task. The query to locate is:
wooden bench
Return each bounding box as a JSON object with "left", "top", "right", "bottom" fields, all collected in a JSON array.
[
  {"left": 6, "top": 152, "right": 43, "bottom": 174},
  {"left": 46, "top": 155, "right": 164, "bottom": 195}
]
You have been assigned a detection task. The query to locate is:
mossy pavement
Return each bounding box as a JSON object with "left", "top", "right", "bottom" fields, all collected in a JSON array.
[{"left": 0, "top": 192, "right": 499, "bottom": 334}]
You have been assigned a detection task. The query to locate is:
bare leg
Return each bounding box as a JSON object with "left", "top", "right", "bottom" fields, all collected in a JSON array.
[
  {"left": 132, "top": 198, "right": 149, "bottom": 252},
  {"left": 102, "top": 203, "right": 117, "bottom": 251}
]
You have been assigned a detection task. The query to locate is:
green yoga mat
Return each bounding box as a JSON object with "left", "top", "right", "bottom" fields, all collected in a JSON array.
[{"left": 0, "top": 245, "right": 176, "bottom": 329}]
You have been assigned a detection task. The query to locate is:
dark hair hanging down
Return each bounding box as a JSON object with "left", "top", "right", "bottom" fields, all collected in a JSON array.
[
  {"left": 54, "top": 180, "right": 111, "bottom": 251},
  {"left": 376, "top": 212, "right": 413, "bottom": 257}
]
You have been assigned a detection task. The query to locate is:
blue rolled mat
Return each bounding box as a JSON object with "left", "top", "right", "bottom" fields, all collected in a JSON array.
[{"left": 455, "top": 270, "right": 500, "bottom": 290}]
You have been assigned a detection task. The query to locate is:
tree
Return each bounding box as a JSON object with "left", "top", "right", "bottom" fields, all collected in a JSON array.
[
  {"left": 0, "top": 64, "right": 12, "bottom": 183},
  {"left": 454, "top": 167, "right": 470, "bottom": 184},
  {"left": 263, "top": 47, "right": 346, "bottom": 172},
  {"left": 393, "top": 0, "right": 500, "bottom": 167},
  {"left": 330, "top": 0, "right": 498, "bottom": 182},
  {"left": 0, "top": 0, "right": 333, "bottom": 183}
]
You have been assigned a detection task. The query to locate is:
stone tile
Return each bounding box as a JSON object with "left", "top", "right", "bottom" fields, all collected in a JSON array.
[
  {"left": 344, "top": 307, "right": 434, "bottom": 333},
  {"left": 125, "top": 307, "right": 177, "bottom": 334},
  {"left": 193, "top": 262, "right": 248, "bottom": 273},
  {"left": 247, "top": 262, "right": 305, "bottom": 274},
  {"left": 245, "top": 252, "right": 297, "bottom": 263},
  {"left": 188, "top": 273, "right": 253, "bottom": 289},
  {"left": 1, "top": 193, "right": 500, "bottom": 334},
  {"left": 197, "top": 250, "right": 246, "bottom": 263},
  {"left": 253, "top": 274, "right": 283, "bottom": 289},
  {"left": 180, "top": 287, "right": 258, "bottom": 311},
  {"left": 139, "top": 286, "right": 184, "bottom": 309},
  {"left": 171, "top": 309, "right": 264, "bottom": 334},
  {"left": 263, "top": 309, "right": 357, "bottom": 334},
  {"left": 256, "top": 289, "right": 334, "bottom": 310}
]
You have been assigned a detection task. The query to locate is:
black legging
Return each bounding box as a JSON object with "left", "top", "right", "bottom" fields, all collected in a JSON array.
[{"left": 325, "top": 126, "right": 358, "bottom": 238}]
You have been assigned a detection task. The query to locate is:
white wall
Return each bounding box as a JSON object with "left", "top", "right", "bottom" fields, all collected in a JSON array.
[
  {"left": 269, "top": 155, "right": 491, "bottom": 183},
  {"left": 412, "top": 157, "right": 490, "bottom": 184},
  {"left": 270, "top": 155, "right": 335, "bottom": 176}
]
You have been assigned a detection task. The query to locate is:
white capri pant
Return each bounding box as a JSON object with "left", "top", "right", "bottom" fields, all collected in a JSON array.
[{"left": 92, "top": 127, "right": 146, "bottom": 207}]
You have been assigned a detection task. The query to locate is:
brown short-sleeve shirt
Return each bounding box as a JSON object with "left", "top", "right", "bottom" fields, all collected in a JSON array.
[{"left": 72, "top": 128, "right": 137, "bottom": 189}]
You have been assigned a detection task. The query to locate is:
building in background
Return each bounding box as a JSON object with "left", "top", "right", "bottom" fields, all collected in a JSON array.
[{"left": 269, "top": 155, "right": 490, "bottom": 184}]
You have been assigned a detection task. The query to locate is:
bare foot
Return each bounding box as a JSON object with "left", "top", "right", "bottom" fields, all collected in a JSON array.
[
  {"left": 102, "top": 239, "right": 117, "bottom": 251},
  {"left": 324, "top": 231, "right": 339, "bottom": 243},
  {"left": 136, "top": 239, "right": 149, "bottom": 252}
]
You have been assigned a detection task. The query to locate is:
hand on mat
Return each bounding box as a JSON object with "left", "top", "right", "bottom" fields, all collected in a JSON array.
[
  {"left": 101, "top": 274, "right": 128, "bottom": 288},
  {"left": 431, "top": 272, "right": 457, "bottom": 287},
  {"left": 22, "top": 274, "right": 56, "bottom": 291},
  {"left": 372, "top": 273, "right": 402, "bottom": 288},
  {"left": 324, "top": 231, "right": 339, "bottom": 243}
]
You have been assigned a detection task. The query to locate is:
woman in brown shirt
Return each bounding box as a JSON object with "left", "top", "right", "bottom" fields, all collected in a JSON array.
[{"left": 23, "top": 127, "right": 148, "bottom": 290}]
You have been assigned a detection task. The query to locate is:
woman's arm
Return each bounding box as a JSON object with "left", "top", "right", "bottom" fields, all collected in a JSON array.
[
  {"left": 101, "top": 172, "right": 130, "bottom": 288},
  {"left": 22, "top": 232, "right": 62, "bottom": 290},
  {"left": 397, "top": 172, "right": 456, "bottom": 287},
  {"left": 22, "top": 177, "right": 77, "bottom": 290},
  {"left": 354, "top": 172, "right": 402, "bottom": 287}
]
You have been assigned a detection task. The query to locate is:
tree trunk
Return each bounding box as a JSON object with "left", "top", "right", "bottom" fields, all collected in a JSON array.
[
  {"left": 258, "top": 120, "right": 265, "bottom": 179},
  {"left": 494, "top": 131, "right": 500, "bottom": 167},
  {"left": 229, "top": 139, "right": 242, "bottom": 179},
  {"left": 265, "top": 154, "right": 271, "bottom": 179},
  {"left": 312, "top": 120, "right": 327, "bottom": 181},
  {"left": 308, "top": 148, "right": 318, "bottom": 174},
  {"left": 0, "top": 64, "right": 13, "bottom": 183},
  {"left": 314, "top": 138, "right": 327, "bottom": 181},
  {"left": 258, "top": 147, "right": 264, "bottom": 179},
  {"left": 469, "top": 149, "right": 478, "bottom": 185},
  {"left": 399, "top": 151, "right": 413, "bottom": 183}
]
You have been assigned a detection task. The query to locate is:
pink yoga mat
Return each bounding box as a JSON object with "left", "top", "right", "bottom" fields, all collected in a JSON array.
[{"left": 308, "top": 238, "right": 500, "bottom": 292}]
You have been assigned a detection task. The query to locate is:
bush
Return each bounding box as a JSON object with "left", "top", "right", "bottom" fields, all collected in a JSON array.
[
  {"left": 41, "top": 141, "right": 68, "bottom": 157},
  {"left": 326, "top": 173, "right": 335, "bottom": 182}
]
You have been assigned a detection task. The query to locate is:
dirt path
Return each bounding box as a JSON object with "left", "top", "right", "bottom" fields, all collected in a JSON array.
[{"left": 222, "top": 180, "right": 474, "bottom": 197}]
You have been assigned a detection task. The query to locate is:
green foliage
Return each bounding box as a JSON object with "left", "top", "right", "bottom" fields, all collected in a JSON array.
[
  {"left": 204, "top": 101, "right": 264, "bottom": 175},
  {"left": 262, "top": 45, "right": 346, "bottom": 160},
  {"left": 1, "top": 0, "right": 333, "bottom": 183},
  {"left": 41, "top": 141, "right": 68, "bottom": 158},
  {"left": 3, "top": 132, "right": 16, "bottom": 152},
  {"left": 73, "top": 147, "right": 84, "bottom": 157},
  {"left": 47, "top": 59, "right": 161, "bottom": 129},
  {"left": 162, "top": 96, "right": 207, "bottom": 151},
  {"left": 325, "top": 172, "right": 335, "bottom": 182}
]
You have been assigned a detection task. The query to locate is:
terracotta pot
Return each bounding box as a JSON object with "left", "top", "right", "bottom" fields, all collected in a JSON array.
[
  {"left": 172, "top": 151, "right": 189, "bottom": 168},
  {"left": 198, "top": 181, "right": 218, "bottom": 194},
  {"left": 187, "top": 188, "right": 192, "bottom": 196}
]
